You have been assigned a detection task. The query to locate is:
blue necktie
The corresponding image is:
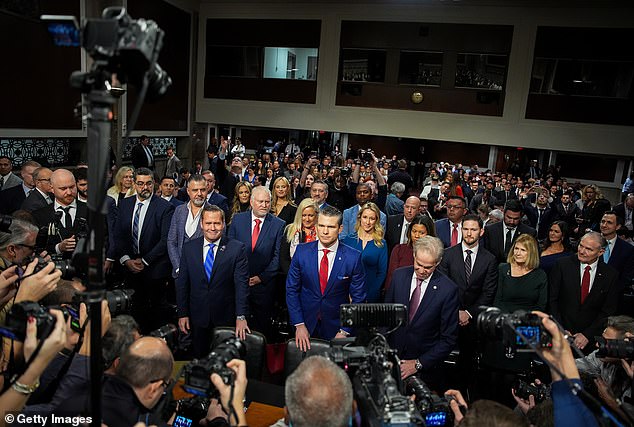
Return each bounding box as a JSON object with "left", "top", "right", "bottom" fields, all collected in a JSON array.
[
  {"left": 132, "top": 202, "right": 143, "bottom": 254},
  {"left": 603, "top": 242, "right": 611, "bottom": 263},
  {"left": 205, "top": 243, "right": 216, "bottom": 281}
]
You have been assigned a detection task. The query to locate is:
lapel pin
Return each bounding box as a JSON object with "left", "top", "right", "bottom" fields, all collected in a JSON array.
[{"left": 433, "top": 285, "right": 437, "bottom": 290}]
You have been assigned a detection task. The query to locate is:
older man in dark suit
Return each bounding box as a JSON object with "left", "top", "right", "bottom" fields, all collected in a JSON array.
[
  {"left": 21, "top": 167, "right": 53, "bottom": 212},
  {"left": 385, "top": 196, "right": 421, "bottom": 255},
  {"left": 385, "top": 236, "right": 459, "bottom": 390},
  {"left": 549, "top": 232, "right": 620, "bottom": 353},
  {"left": 114, "top": 167, "right": 174, "bottom": 332},
  {"left": 0, "top": 160, "right": 40, "bottom": 215},
  {"left": 483, "top": 199, "right": 536, "bottom": 263},
  {"left": 176, "top": 205, "right": 249, "bottom": 357},
  {"left": 228, "top": 185, "right": 285, "bottom": 339}
]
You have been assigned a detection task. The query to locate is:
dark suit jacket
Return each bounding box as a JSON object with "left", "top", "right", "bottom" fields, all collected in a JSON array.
[
  {"left": 435, "top": 218, "right": 461, "bottom": 248},
  {"left": 607, "top": 237, "right": 634, "bottom": 288},
  {"left": 482, "top": 221, "right": 537, "bottom": 263},
  {"left": 554, "top": 202, "right": 580, "bottom": 230},
  {"left": 32, "top": 201, "right": 88, "bottom": 257},
  {"left": 166, "top": 197, "right": 184, "bottom": 208},
  {"left": 524, "top": 205, "right": 556, "bottom": 240},
  {"left": 176, "top": 236, "right": 249, "bottom": 328},
  {"left": 130, "top": 143, "right": 153, "bottom": 169},
  {"left": 549, "top": 255, "right": 619, "bottom": 344},
  {"left": 437, "top": 244, "right": 498, "bottom": 316},
  {"left": 208, "top": 191, "right": 229, "bottom": 217},
  {"left": 114, "top": 196, "right": 174, "bottom": 279},
  {"left": 613, "top": 203, "right": 631, "bottom": 224},
  {"left": 21, "top": 189, "right": 50, "bottom": 213},
  {"left": 227, "top": 212, "right": 285, "bottom": 284},
  {"left": 385, "top": 214, "right": 406, "bottom": 255},
  {"left": 286, "top": 241, "right": 366, "bottom": 339},
  {"left": 385, "top": 267, "right": 459, "bottom": 370},
  {"left": 0, "top": 184, "right": 28, "bottom": 214},
  {"left": 494, "top": 190, "right": 517, "bottom": 206}
]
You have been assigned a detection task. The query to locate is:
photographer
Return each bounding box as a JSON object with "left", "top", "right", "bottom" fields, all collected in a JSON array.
[
  {"left": 0, "top": 309, "right": 67, "bottom": 421},
  {"left": 349, "top": 151, "right": 387, "bottom": 213},
  {"left": 575, "top": 316, "right": 634, "bottom": 405}
]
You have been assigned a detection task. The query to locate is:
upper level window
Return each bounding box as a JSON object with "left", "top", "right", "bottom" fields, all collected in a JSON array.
[
  {"left": 263, "top": 47, "right": 319, "bottom": 80},
  {"left": 455, "top": 53, "right": 507, "bottom": 90},
  {"left": 206, "top": 46, "right": 261, "bottom": 78},
  {"left": 340, "top": 49, "right": 386, "bottom": 83},
  {"left": 398, "top": 50, "right": 443, "bottom": 86}
]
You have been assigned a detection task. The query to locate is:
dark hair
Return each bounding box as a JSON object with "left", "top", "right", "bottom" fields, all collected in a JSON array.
[
  {"left": 603, "top": 210, "right": 624, "bottom": 226},
  {"left": 73, "top": 167, "right": 87, "bottom": 182},
  {"left": 462, "top": 213, "right": 483, "bottom": 229},
  {"left": 187, "top": 174, "right": 206, "bottom": 187},
  {"left": 102, "top": 315, "right": 140, "bottom": 370},
  {"left": 320, "top": 205, "right": 343, "bottom": 226},
  {"left": 448, "top": 195, "right": 466, "bottom": 207},
  {"left": 160, "top": 176, "right": 176, "bottom": 185},
  {"left": 134, "top": 167, "right": 153, "bottom": 179},
  {"left": 39, "top": 281, "right": 77, "bottom": 306},
  {"left": 407, "top": 215, "right": 436, "bottom": 244},
  {"left": 542, "top": 220, "right": 571, "bottom": 251},
  {"left": 504, "top": 199, "right": 523, "bottom": 214},
  {"left": 179, "top": 167, "right": 190, "bottom": 174},
  {"left": 202, "top": 204, "right": 226, "bottom": 223},
  {"left": 116, "top": 339, "right": 173, "bottom": 388}
]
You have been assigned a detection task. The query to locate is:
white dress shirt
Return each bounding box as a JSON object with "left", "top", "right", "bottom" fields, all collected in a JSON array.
[
  {"left": 409, "top": 273, "right": 431, "bottom": 306},
  {"left": 54, "top": 200, "right": 77, "bottom": 228},
  {"left": 185, "top": 202, "right": 203, "bottom": 238},
  {"left": 580, "top": 258, "right": 600, "bottom": 293},
  {"left": 317, "top": 240, "right": 339, "bottom": 281},
  {"left": 400, "top": 218, "right": 411, "bottom": 244},
  {"left": 202, "top": 237, "right": 221, "bottom": 263}
]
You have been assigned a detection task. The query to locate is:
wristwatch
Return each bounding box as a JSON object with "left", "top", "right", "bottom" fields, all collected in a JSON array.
[
  {"left": 414, "top": 360, "right": 422, "bottom": 372},
  {"left": 236, "top": 315, "right": 246, "bottom": 321}
]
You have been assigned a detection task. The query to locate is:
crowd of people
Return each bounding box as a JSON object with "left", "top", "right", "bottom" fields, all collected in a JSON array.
[{"left": 0, "top": 135, "right": 633, "bottom": 426}]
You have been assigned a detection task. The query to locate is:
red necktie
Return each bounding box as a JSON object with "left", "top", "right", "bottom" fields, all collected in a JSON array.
[
  {"left": 252, "top": 218, "right": 261, "bottom": 251},
  {"left": 319, "top": 249, "right": 330, "bottom": 295},
  {"left": 450, "top": 223, "right": 459, "bottom": 247},
  {"left": 581, "top": 265, "right": 591, "bottom": 304}
]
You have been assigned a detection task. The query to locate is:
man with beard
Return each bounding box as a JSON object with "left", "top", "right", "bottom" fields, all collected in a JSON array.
[
  {"left": 114, "top": 167, "right": 174, "bottom": 332},
  {"left": 167, "top": 175, "right": 210, "bottom": 279},
  {"left": 340, "top": 183, "right": 387, "bottom": 239},
  {"left": 73, "top": 167, "right": 88, "bottom": 203}
]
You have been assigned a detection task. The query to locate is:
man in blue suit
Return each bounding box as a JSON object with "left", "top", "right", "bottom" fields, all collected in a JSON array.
[
  {"left": 600, "top": 211, "right": 634, "bottom": 289},
  {"left": 435, "top": 196, "right": 468, "bottom": 248},
  {"left": 176, "top": 205, "right": 250, "bottom": 357},
  {"left": 158, "top": 176, "right": 184, "bottom": 207},
  {"left": 287, "top": 206, "right": 366, "bottom": 351},
  {"left": 385, "top": 235, "right": 459, "bottom": 389},
  {"left": 167, "top": 175, "right": 209, "bottom": 278},
  {"left": 114, "top": 167, "right": 175, "bottom": 332},
  {"left": 228, "top": 186, "right": 285, "bottom": 339},
  {"left": 202, "top": 170, "right": 229, "bottom": 217}
]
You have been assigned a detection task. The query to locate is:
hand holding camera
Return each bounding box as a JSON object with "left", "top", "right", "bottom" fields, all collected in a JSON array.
[
  {"left": 15, "top": 258, "right": 62, "bottom": 303},
  {"left": 209, "top": 359, "right": 248, "bottom": 426},
  {"left": 0, "top": 266, "right": 20, "bottom": 306}
]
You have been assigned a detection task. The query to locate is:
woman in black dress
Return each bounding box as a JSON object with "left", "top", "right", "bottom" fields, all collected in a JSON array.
[{"left": 271, "top": 176, "right": 297, "bottom": 225}]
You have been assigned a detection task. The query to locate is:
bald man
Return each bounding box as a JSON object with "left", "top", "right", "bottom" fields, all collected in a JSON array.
[
  {"left": 385, "top": 196, "right": 421, "bottom": 254},
  {"left": 32, "top": 168, "right": 88, "bottom": 258}
]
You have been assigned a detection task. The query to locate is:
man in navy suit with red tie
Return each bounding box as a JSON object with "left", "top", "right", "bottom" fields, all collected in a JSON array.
[
  {"left": 384, "top": 235, "right": 459, "bottom": 389},
  {"left": 228, "top": 186, "right": 285, "bottom": 339},
  {"left": 287, "top": 206, "right": 366, "bottom": 351},
  {"left": 176, "top": 205, "right": 250, "bottom": 358}
]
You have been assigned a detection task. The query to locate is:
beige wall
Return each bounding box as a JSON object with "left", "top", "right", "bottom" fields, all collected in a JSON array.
[{"left": 195, "top": 1, "right": 634, "bottom": 156}]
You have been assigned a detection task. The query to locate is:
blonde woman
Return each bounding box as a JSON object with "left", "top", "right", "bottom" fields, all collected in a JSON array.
[
  {"left": 271, "top": 177, "right": 297, "bottom": 225},
  {"left": 280, "top": 198, "right": 319, "bottom": 274},
  {"left": 342, "top": 202, "right": 387, "bottom": 302},
  {"left": 229, "top": 181, "right": 252, "bottom": 222},
  {"left": 106, "top": 166, "right": 136, "bottom": 206}
]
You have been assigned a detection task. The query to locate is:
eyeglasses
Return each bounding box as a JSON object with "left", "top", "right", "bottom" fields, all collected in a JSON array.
[
  {"left": 135, "top": 181, "right": 154, "bottom": 187},
  {"left": 149, "top": 378, "right": 173, "bottom": 389}
]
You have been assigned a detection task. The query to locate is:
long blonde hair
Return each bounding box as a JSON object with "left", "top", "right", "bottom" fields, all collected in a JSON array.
[
  {"left": 272, "top": 176, "right": 296, "bottom": 216},
  {"left": 285, "top": 198, "right": 319, "bottom": 243},
  {"left": 354, "top": 202, "right": 384, "bottom": 248},
  {"left": 232, "top": 181, "right": 252, "bottom": 216}
]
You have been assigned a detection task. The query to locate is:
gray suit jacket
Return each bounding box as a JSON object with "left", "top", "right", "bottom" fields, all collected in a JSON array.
[
  {"left": 167, "top": 202, "right": 211, "bottom": 278},
  {"left": 1, "top": 172, "right": 22, "bottom": 191},
  {"left": 164, "top": 154, "right": 182, "bottom": 179}
]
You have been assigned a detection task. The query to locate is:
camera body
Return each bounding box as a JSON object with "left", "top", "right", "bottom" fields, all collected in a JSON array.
[
  {"left": 182, "top": 337, "right": 246, "bottom": 397},
  {"left": 0, "top": 302, "right": 57, "bottom": 342},
  {"left": 513, "top": 377, "right": 550, "bottom": 403},
  {"left": 405, "top": 376, "right": 453, "bottom": 427},
  {"left": 477, "top": 306, "right": 552, "bottom": 357},
  {"left": 149, "top": 324, "right": 179, "bottom": 352},
  {"left": 173, "top": 396, "right": 209, "bottom": 427},
  {"left": 359, "top": 149, "right": 374, "bottom": 163},
  {"left": 596, "top": 337, "right": 634, "bottom": 360}
]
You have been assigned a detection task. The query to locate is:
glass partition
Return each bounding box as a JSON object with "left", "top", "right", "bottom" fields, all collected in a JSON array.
[{"left": 455, "top": 53, "right": 507, "bottom": 90}]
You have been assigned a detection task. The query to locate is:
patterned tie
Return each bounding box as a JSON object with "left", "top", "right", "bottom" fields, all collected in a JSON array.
[
  {"left": 59, "top": 206, "right": 73, "bottom": 229},
  {"left": 132, "top": 202, "right": 143, "bottom": 254},
  {"left": 409, "top": 279, "right": 422, "bottom": 322},
  {"left": 450, "top": 223, "right": 459, "bottom": 247},
  {"left": 319, "top": 249, "right": 330, "bottom": 294},
  {"left": 204, "top": 243, "right": 216, "bottom": 281},
  {"left": 603, "top": 243, "right": 611, "bottom": 263},
  {"left": 252, "top": 218, "right": 261, "bottom": 251},
  {"left": 581, "top": 265, "right": 591, "bottom": 304},
  {"left": 465, "top": 249, "right": 473, "bottom": 283},
  {"left": 0, "top": 175, "right": 4, "bottom": 190}
]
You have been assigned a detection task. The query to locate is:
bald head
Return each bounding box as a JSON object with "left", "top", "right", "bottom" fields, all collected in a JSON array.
[
  {"left": 51, "top": 169, "right": 77, "bottom": 205},
  {"left": 117, "top": 337, "right": 173, "bottom": 388},
  {"left": 404, "top": 196, "right": 421, "bottom": 222}
]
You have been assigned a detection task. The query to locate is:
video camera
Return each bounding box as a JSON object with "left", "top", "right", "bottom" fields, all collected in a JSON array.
[
  {"left": 596, "top": 337, "right": 634, "bottom": 360},
  {"left": 181, "top": 336, "right": 246, "bottom": 398},
  {"left": 405, "top": 376, "right": 453, "bottom": 427},
  {"left": 327, "top": 304, "right": 425, "bottom": 426},
  {"left": 477, "top": 306, "right": 552, "bottom": 358},
  {"left": 41, "top": 7, "right": 171, "bottom": 100}
]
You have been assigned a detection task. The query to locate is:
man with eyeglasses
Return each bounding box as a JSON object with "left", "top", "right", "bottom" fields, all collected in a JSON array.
[
  {"left": 0, "top": 160, "right": 40, "bottom": 215},
  {"left": 384, "top": 235, "right": 459, "bottom": 391},
  {"left": 435, "top": 196, "right": 468, "bottom": 248},
  {"left": 113, "top": 167, "right": 175, "bottom": 333},
  {"left": 20, "top": 167, "right": 53, "bottom": 212}
]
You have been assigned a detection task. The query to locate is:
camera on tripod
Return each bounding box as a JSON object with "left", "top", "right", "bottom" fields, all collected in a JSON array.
[{"left": 477, "top": 306, "right": 552, "bottom": 357}]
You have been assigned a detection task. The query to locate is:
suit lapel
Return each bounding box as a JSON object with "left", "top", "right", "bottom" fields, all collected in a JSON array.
[
  {"left": 140, "top": 197, "right": 157, "bottom": 239},
  {"left": 324, "top": 245, "right": 345, "bottom": 295},
  {"left": 208, "top": 237, "right": 227, "bottom": 282},
  {"left": 411, "top": 273, "right": 440, "bottom": 323},
  {"left": 253, "top": 214, "right": 272, "bottom": 251}
]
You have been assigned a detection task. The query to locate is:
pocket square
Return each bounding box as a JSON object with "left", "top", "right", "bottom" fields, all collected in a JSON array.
[{"left": 337, "top": 275, "right": 350, "bottom": 280}]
